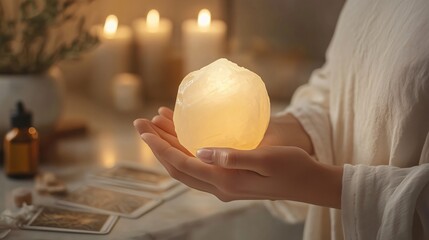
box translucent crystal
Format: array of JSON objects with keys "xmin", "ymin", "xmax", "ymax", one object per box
[{"xmin": 173, "ymin": 58, "xmax": 270, "ymax": 155}]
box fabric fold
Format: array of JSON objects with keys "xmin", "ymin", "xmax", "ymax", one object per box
[{"xmin": 342, "ymin": 164, "xmax": 429, "ymax": 240}]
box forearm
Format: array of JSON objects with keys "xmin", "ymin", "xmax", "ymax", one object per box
[
  {"xmin": 287, "ymin": 158, "xmax": 343, "ymax": 209},
  {"xmin": 311, "ymin": 162, "xmax": 343, "ymax": 209},
  {"xmin": 262, "ymin": 113, "xmax": 314, "ymax": 155}
]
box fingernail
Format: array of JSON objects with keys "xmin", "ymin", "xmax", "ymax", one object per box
[
  {"xmin": 196, "ymin": 149, "xmax": 214, "ymax": 164},
  {"xmin": 140, "ymin": 133, "xmax": 149, "ymax": 141}
]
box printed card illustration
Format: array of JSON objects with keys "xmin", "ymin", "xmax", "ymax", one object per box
[
  {"xmin": 19, "ymin": 206, "xmax": 118, "ymax": 234},
  {"xmin": 91, "ymin": 164, "xmax": 178, "ymax": 191},
  {"xmin": 57, "ymin": 185, "xmax": 161, "ymax": 218}
]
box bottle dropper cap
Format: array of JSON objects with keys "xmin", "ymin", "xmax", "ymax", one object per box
[{"xmin": 11, "ymin": 101, "xmax": 33, "ymax": 128}]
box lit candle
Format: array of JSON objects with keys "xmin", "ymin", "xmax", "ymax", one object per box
[
  {"xmin": 133, "ymin": 10, "xmax": 172, "ymax": 100},
  {"xmin": 91, "ymin": 15, "xmax": 132, "ymax": 105},
  {"xmin": 182, "ymin": 9, "xmax": 227, "ymax": 73},
  {"xmin": 112, "ymin": 73, "xmax": 141, "ymax": 112},
  {"xmin": 103, "ymin": 14, "xmax": 119, "ymax": 37}
]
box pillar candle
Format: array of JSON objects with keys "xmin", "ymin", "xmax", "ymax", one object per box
[
  {"xmin": 182, "ymin": 9, "xmax": 227, "ymax": 74},
  {"xmin": 133, "ymin": 10, "xmax": 172, "ymax": 100},
  {"xmin": 112, "ymin": 73, "xmax": 141, "ymax": 112},
  {"xmin": 91, "ymin": 15, "xmax": 132, "ymax": 104}
]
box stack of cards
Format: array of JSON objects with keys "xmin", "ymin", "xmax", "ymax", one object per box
[
  {"xmin": 19, "ymin": 164, "xmax": 187, "ymax": 234},
  {"xmin": 90, "ymin": 164, "xmax": 188, "ymax": 200},
  {"xmin": 57, "ymin": 164, "xmax": 187, "ymax": 219}
]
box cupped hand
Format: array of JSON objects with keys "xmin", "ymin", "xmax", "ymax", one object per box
[{"xmin": 134, "ymin": 108, "xmax": 342, "ymax": 208}]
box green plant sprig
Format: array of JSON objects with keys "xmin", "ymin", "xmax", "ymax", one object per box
[{"xmin": 0, "ymin": 0, "xmax": 99, "ymax": 74}]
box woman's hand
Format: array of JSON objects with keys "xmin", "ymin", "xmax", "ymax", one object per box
[{"xmin": 134, "ymin": 108, "xmax": 342, "ymax": 208}]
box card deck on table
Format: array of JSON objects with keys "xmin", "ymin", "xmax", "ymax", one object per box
[
  {"xmin": 91, "ymin": 164, "xmax": 178, "ymax": 191},
  {"xmin": 18, "ymin": 206, "xmax": 118, "ymax": 234},
  {"xmin": 57, "ymin": 184, "xmax": 162, "ymax": 218},
  {"xmin": 95, "ymin": 181, "xmax": 189, "ymax": 200}
]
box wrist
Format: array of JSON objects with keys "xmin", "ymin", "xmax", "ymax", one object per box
[
  {"xmin": 314, "ymin": 162, "xmax": 343, "ymax": 209},
  {"xmin": 297, "ymin": 160, "xmax": 343, "ymax": 209}
]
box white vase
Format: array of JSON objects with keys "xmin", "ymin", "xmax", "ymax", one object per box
[{"xmin": 0, "ymin": 67, "xmax": 64, "ymax": 137}]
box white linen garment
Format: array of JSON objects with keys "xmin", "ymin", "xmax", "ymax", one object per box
[{"xmin": 266, "ymin": 0, "xmax": 429, "ymax": 239}]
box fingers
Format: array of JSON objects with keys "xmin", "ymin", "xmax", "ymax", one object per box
[
  {"xmin": 158, "ymin": 107, "xmax": 174, "ymax": 120},
  {"xmin": 152, "ymin": 115, "xmax": 177, "ymax": 137},
  {"xmin": 134, "ymin": 118, "xmax": 192, "ymax": 156},
  {"xmin": 158, "ymin": 161, "xmax": 238, "ymax": 202},
  {"xmin": 133, "ymin": 119, "xmax": 160, "ymax": 137},
  {"xmin": 141, "ymin": 133, "xmax": 219, "ymax": 183},
  {"xmin": 150, "ymin": 144, "xmax": 225, "ymax": 199},
  {"xmin": 150, "ymin": 123, "xmax": 193, "ymax": 156},
  {"xmin": 196, "ymin": 148, "xmax": 270, "ymax": 176},
  {"xmin": 135, "ymin": 106, "xmax": 175, "ymax": 136}
]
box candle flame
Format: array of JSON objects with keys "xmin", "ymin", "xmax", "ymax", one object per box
[
  {"xmin": 146, "ymin": 9, "xmax": 160, "ymax": 29},
  {"xmin": 104, "ymin": 14, "xmax": 118, "ymax": 36},
  {"xmin": 197, "ymin": 9, "xmax": 211, "ymax": 28}
]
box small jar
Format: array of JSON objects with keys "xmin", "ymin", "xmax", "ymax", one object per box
[{"xmin": 4, "ymin": 101, "xmax": 39, "ymax": 178}]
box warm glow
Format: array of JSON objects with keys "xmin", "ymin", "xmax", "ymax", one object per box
[
  {"xmin": 197, "ymin": 9, "xmax": 211, "ymax": 28},
  {"xmin": 99, "ymin": 136, "xmax": 116, "ymax": 168},
  {"xmin": 173, "ymin": 59, "xmax": 270, "ymax": 155},
  {"xmin": 101, "ymin": 148, "xmax": 116, "ymax": 168},
  {"xmin": 146, "ymin": 9, "xmax": 160, "ymax": 29},
  {"xmin": 104, "ymin": 14, "xmax": 118, "ymax": 36},
  {"xmin": 28, "ymin": 127, "xmax": 37, "ymax": 135}
]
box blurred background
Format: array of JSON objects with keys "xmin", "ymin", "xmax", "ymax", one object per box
[
  {"xmin": 0, "ymin": 0, "xmax": 345, "ymax": 141},
  {"xmin": 60, "ymin": 0, "xmax": 344, "ymax": 102}
]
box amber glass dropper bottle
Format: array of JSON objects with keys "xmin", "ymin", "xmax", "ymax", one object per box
[{"xmin": 4, "ymin": 101, "xmax": 39, "ymax": 178}]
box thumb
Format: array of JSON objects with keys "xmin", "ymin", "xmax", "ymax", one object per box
[{"xmin": 196, "ymin": 148, "xmax": 268, "ymax": 174}]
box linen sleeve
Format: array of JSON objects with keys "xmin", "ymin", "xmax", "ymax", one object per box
[
  {"xmin": 342, "ymin": 162, "xmax": 429, "ymax": 240},
  {"xmin": 276, "ymin": 59, "xmax": 334, "ymax": 165}
]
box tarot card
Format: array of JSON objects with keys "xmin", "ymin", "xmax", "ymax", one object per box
[
  {"xmin": 94, "ymin": 181, "xmax": 189, "ymax": 200},
  {"xmin": 57, "ymin": 184, "xmax": 161, "ymax": 218},
  {"xmin": 91, "ymin": 164, "xmax": 177, "ymax": 191},
  {"xmin": 18, "ymin": 206, "xmax": 117, "ymax": 234}
]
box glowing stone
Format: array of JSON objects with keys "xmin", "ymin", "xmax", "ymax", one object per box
[{"xmin": 173, "ymin": 58, "xmax": 270, "ymax": 155}]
